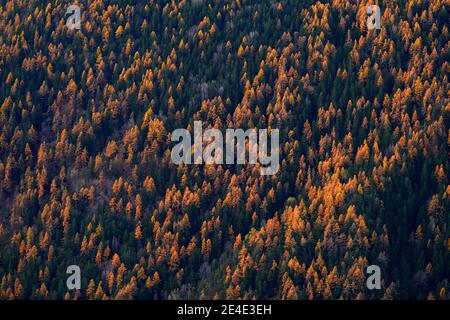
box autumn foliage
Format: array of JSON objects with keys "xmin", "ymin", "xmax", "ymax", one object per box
[{"xmin": 0, "ymin": 0, "xmax": 448, "ymax": 300}]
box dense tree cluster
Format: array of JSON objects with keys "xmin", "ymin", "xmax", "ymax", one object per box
[{"xmin": 0, "ymin": 0, "xmax": 448, "ymax": 299}]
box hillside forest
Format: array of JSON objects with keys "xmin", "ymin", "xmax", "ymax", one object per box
[{"xmin": 0, "ymin": 0, "xmax": 449, "ymax": 299}]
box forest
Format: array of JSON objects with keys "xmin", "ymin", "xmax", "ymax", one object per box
[{"xmin": 0, "ymin": 0, "xmax": 448, "ymax": 299}]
